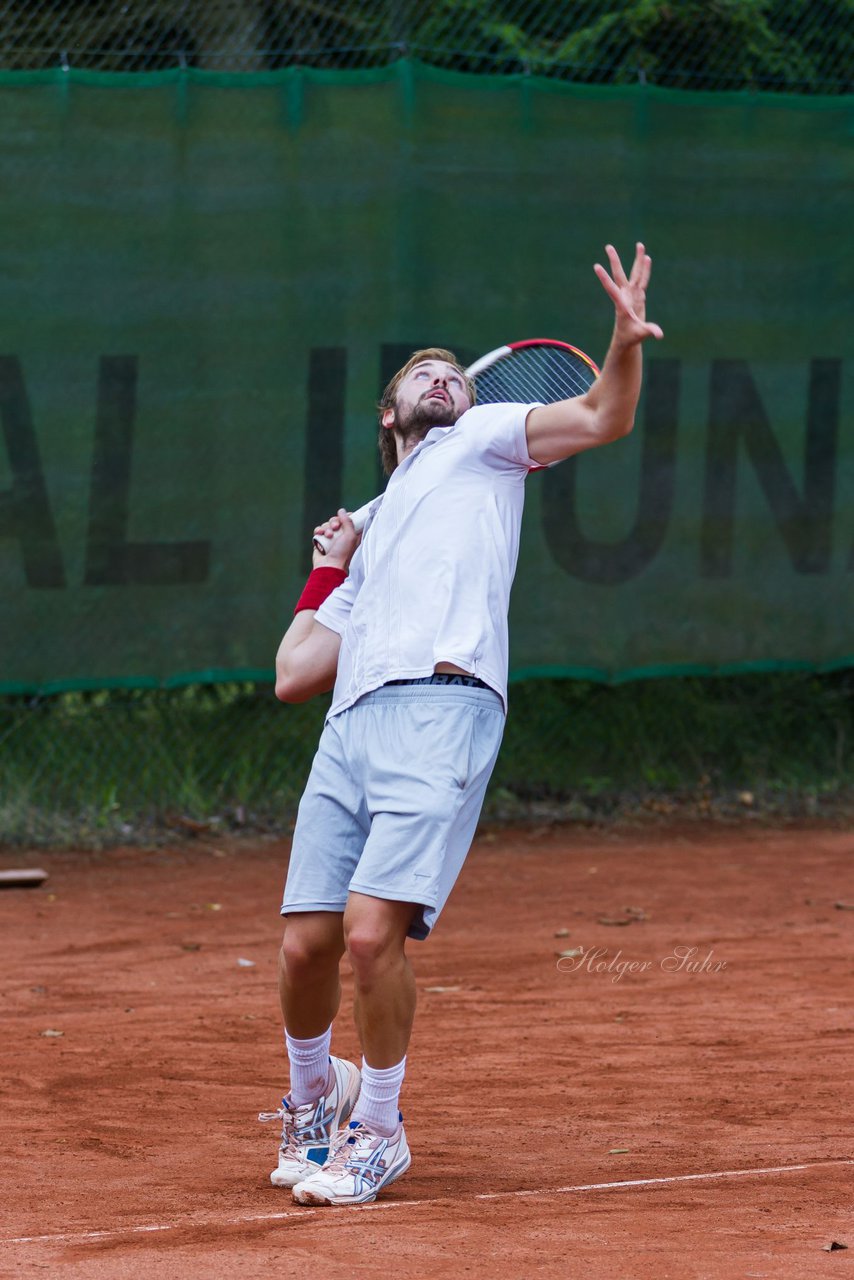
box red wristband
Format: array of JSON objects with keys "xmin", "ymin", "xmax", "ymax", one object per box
[{"xmin": 294, "ymin": 566, "xmax": 347, "ymax": 616}]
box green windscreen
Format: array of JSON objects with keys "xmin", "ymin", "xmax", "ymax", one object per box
[{"xmin": 1, "ymin": 62, "xmax": 851, "ymax": 692}]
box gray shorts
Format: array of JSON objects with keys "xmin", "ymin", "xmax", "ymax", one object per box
[{"xmin": 282, "ymin": 682, "xmax": 505, "ymax": 940}]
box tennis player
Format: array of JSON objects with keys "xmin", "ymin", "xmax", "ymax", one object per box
[{"xmin": 262, "ymin": 243, "xmax": 662, "ymax": 1206}]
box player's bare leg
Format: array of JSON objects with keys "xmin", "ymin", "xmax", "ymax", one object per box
[
  {"xmin": 278, "ymin": 910, "xmax": 345, "ymax": 1037},
  {"xmin": 292, "ymin": 892, "xmax": 415, "ymax": 1204},
  {"xmin": 344, "ymin": 892, "xmax": 417, "ymax": 1068},
  {"xmin": 261, "ymin": 912, "xmax": 359, "ymax": 1189}
]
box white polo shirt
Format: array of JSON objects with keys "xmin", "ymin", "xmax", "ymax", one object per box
[{"xmin": 314, "ymin": 401, "xmax": 541, "ymax": 717}]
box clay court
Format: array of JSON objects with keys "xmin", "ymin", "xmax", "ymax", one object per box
[{"xmin": 1, "ymin": 822, "xmax": 851, "ymax": 1279}]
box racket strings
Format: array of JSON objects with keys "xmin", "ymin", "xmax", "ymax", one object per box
[{"xmin": 474, "ymin": 346, "xmax": 596, "ymax": 405}]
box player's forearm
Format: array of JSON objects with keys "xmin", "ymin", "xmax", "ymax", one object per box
[
  {"xmin": 275, "ymin": 614, "xmax": 339, "ymax": 703},
  {"xmin": 275, "ymin": 612, "xmax": 315, "ymax": 701},
  {"xmin": 582, "ymin": 327, "xmax": 644, "ymax": 442},
  {"xmin": 275, "ymin": 563, "xmax": 346, "ymax": 702},
  {"xmin": 276, "ymin": 610, "xmax": 316, "ymax": 678}
]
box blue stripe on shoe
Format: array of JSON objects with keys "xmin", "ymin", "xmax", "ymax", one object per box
[{"xmin": 306, "ymin": 1146, "xmax": 329, "ymax": 1165}]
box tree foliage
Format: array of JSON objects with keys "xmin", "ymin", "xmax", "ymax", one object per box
[
  {"xmin": 0, "ymin": 0, "xmax": 850, "ymax": 91},
  {"xmin": 413, "ymin": 0, "xmax": 853, "ymax": 90}
]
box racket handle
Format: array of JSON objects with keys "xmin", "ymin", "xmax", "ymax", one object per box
[{"xmin": 312, "ymin": 499, "xmax": 376, "ymax": 555}]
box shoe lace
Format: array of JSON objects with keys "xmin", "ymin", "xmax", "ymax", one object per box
[
  {"xmin": 258, "ymin": 1101, "xmax": 299, "ymax": 1155},
  {"xmin": 323, "ymin": 1123, "xmax": 369, "ymax": 1174},
  {"xmin": 258, "ymin": 1104, "xmax": 286, "ymax": 1124}
]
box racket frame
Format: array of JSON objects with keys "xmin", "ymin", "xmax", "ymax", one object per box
[{"xmin": 467, "ymin": 338, "xmax": 600, "ymax": 383}]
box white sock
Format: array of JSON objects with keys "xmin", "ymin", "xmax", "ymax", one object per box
[
  {"xmin": 285, "ymin": 1026, "xmax": 332, "ymax": 1106},
  {"xmin": 351, "ymin": 1056, "xmax": 406, "ymax": 1137}
]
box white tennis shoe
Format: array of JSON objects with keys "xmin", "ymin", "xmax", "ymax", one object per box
[
  {"xmin": 292, "ymin": 1117, "xmax": 411, "ymax": 1205},
  {"xmin": 259, "ymin": 1056, "xmax": 361, "ymax": 1188}
]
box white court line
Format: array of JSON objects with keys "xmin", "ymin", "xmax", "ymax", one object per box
[{"xmin": 4, "ymin": 1159, "xmax": 851, "ymax": 1247}]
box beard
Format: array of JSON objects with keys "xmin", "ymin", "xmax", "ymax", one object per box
[{"xmin": 393, "ymin": 392, "xmax": 464, "ymax": 446}]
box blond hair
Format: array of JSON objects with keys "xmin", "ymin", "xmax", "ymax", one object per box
[{"xmin": 377, "ymin": 347, "xmax": 475, "ymax": 477}]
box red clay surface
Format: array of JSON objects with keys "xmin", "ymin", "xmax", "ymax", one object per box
[{"xmin": 1, "ymin": 824, "xmax": 852, "ymax": 1279}]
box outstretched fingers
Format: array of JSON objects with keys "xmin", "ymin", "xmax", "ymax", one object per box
[
  {"xmin": 605, "ymin": 243, "xmax": 630, "ymax": 286},
  {"xmin": 593, "ymin": 243, "xmax": 642, "ymax": 303},
  {"xmin": 593, "ymin": 241, "xmax": 662, "ymax": 341},
  {"xmin": 629, "ymin": 242, "xmax": 652, "ymax": 290},
  {"xmin": 593, "ymin": 259, "xmax": 621, "ymax": 304}
]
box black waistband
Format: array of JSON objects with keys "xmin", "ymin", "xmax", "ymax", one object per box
[{"xmin": 384, "ymin": 674, "xmax": 491, "ymax": 690}]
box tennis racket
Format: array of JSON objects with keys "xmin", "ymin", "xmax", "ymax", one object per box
[{"xmin": 313, "ymin": 338, "xmax": 599, "ymax": 555}]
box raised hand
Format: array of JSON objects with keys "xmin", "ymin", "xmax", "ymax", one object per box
[{"xmin": 594, "ymin": 242, "xmax": 663, "ymax": 345}]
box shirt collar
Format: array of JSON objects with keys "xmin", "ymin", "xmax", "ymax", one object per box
[{"xmin": 398, "ymin": 425, "xmax": 453, "ymax": 468}]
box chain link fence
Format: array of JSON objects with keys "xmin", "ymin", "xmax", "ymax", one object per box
[
  {"xmin": 2, "ymin": 673, "xmax": 853, "ymax": 846},
  {"xmin": 0, "ymin": 0, "xmax": 851, "ymax": 90}
]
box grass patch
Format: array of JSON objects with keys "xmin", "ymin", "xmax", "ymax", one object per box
[{"xmin": 1, "ymin": 672, "xmax": 852, "ymax": 847}]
